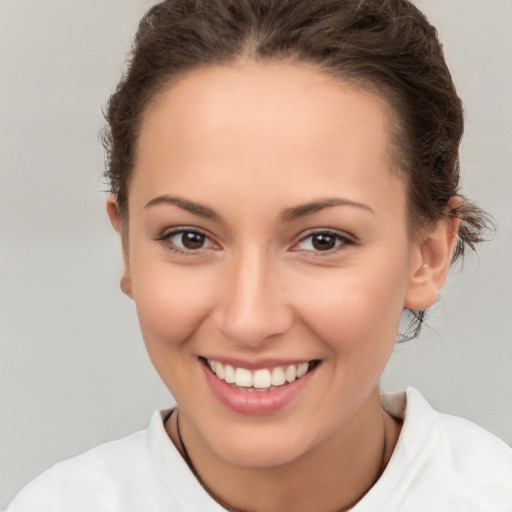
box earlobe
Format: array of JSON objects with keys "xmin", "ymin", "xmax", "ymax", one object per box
[
  {"xmin": 120, "ymin": 271, "xmax": 134, "ymax": 299},
  {"xmin": 106, "ymin": 195, "xmax": 134, "ymax": 300},
  {"xmin": 404, "ymin": 213, "xmax": 461, "ymax": 310}
]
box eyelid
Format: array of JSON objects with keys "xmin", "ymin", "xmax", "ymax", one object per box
[
  {"xmin": 154, "ymin": 226, "xmax": 354, "ymax": 256},
  {"xmin": 291, "ymin": 228, "xmax": 355, "ymax": 254},
  {"xmin": 155, "ymin": 226, "xmax": 219, "ymax": 254}
]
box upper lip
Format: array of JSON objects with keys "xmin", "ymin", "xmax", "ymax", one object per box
[{"xmin": 200, "ymin": 355, "xmax": 317, "ymax": 370}]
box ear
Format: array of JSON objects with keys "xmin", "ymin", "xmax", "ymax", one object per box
[
  {"xmin": 404, "ymin": 210, "xmax": 461, "ymax": 310},
  {"xmin": 106, "ymin": 195, "xmax": 134, "ymax": 299}
]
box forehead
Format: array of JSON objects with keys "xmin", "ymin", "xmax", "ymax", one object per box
[{"xmin": 132, "ymin": 61, "xmax": 405, "ymax": 220}]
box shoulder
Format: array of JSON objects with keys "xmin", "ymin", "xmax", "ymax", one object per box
[
  {"xmin": 404, "ymin": 387, "xmax": 512, "ymax": 473},
  {"xmin": 367, "ymin": 388, "xmax": 512, "ymax": 511},
  {"xmin": 6, "ymin": 410, "xmax": 180, "ymax": 512}
]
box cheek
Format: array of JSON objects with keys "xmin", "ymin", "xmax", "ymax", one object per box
[
  {"xmin": 131, "ymin": 262, "xmax": 215, "ymax": 354},
  {"xmin": 293, "ymin": 259, "xmax": 409, "ymax": 354}
]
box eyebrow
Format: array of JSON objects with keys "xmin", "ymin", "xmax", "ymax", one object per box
[
  {"xmin": 281, "ymin": 198, "xmax": 374, "ymax": 222},
  {"xmin": 144, "ymin": 194, "xmax": 374, "ymax": 223},
  {"xmin": 145, "ymin": 195, "xmax": 223, "ymax": 221}
]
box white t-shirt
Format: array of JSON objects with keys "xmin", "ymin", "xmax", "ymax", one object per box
[{"xmin": 7, "ymin": 388, "xmax": 512, "ymax": 511}]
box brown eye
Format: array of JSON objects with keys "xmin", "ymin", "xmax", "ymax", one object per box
[
  {"xmin": 311, "ymin": 233, "xmax": 337, "ymax": 251},
  {"xmin": 181, "ymin": 231, "xmax": 205, "ymax": 249},
  {"xmin": 162, "ymin": 229, "xmax": 215, "ymax": 253},
  {"xmin": 294, "ymin": 231, "xmax": 352, "ymax": 253}
]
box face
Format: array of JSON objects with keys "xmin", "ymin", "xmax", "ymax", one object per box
[{"xmin": 111, "ymin": 61, "xmax": 442, "ymax": 468}]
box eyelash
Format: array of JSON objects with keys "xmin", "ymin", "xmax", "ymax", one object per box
[
  {"xmin": 291, "ymin": 229, "xmax": 355, "ymax": 256},
  {"xmin": 155, "ymin": 228, "xmax": 355, "ymax": 256},
  {"xmin": 155, "ymin": 227, "xmax": 216, "ymax": 256}
]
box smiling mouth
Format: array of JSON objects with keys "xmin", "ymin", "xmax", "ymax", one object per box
[{"xmin": 200, "ymin": 357, "xmax": 321, "ymax": 392}]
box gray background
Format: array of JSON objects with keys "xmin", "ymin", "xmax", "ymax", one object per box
[{"xmin": 1, "ymin": 0, "xmax": 511, "ymax": 507}]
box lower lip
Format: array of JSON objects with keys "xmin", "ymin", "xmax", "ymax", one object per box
[{"xmin": 202, "ymin": 363, "xmax": 317, "ymax": 416}]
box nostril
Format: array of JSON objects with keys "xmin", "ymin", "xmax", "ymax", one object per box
[{"xmin": 212, "ymin": 302, "xmax": 294, "ymax": 348}]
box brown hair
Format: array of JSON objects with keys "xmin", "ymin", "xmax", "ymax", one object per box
[{"xmin": 103, "ymin": 0, "xmax": 493, "ymax": 338}]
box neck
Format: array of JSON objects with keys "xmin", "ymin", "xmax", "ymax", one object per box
[{"xmin": 167, "ymin": 387, "xmax": 401, "ymax": 512}]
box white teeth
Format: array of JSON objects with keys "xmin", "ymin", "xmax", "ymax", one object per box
[
  {"xmin": 297, "ymin": 362, "xmax": 308, "ymax": 378},
  {"xmin": 224, "ymin": 364, "xmax": 235, "ymax": 384},
  {"xmin": 206, "ymin": 358, "xmax": 313, "ymax": 390},
  {"xmin": 214, "ymin": 361, "xmax": 224, "ymax": 380},
  {"xmin": 284, "ymin": 365, "xmax": 297, "ymax": 383},
  {"xmin": 271, "ymin": 367, "xmax": 286, "ymax": 386},
  {"xmin": 253, "ymin": 369, "xmax": 272, "ymax": 389},
  {"xmin": 235, "ymin": 367, "xmax": 253, "ymax": 387}
]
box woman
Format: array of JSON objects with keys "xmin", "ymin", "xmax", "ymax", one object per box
[{"xmin": 7, "ymin": 0, "xmax": 512, "ymax": 510}]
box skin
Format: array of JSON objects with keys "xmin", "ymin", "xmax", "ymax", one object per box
[{"xmin": 107, "ymin": 61, "xmax": 459, "ymax": 512}]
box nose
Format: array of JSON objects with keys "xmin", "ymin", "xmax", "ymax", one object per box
[{"xmin": 212, "ymin": 247, "xmax": 293, "ymax": 349}]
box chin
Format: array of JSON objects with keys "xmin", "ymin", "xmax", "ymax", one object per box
[{"xmin": 204, "ymin": 421, "xmax": 322, "ymax": 469}]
